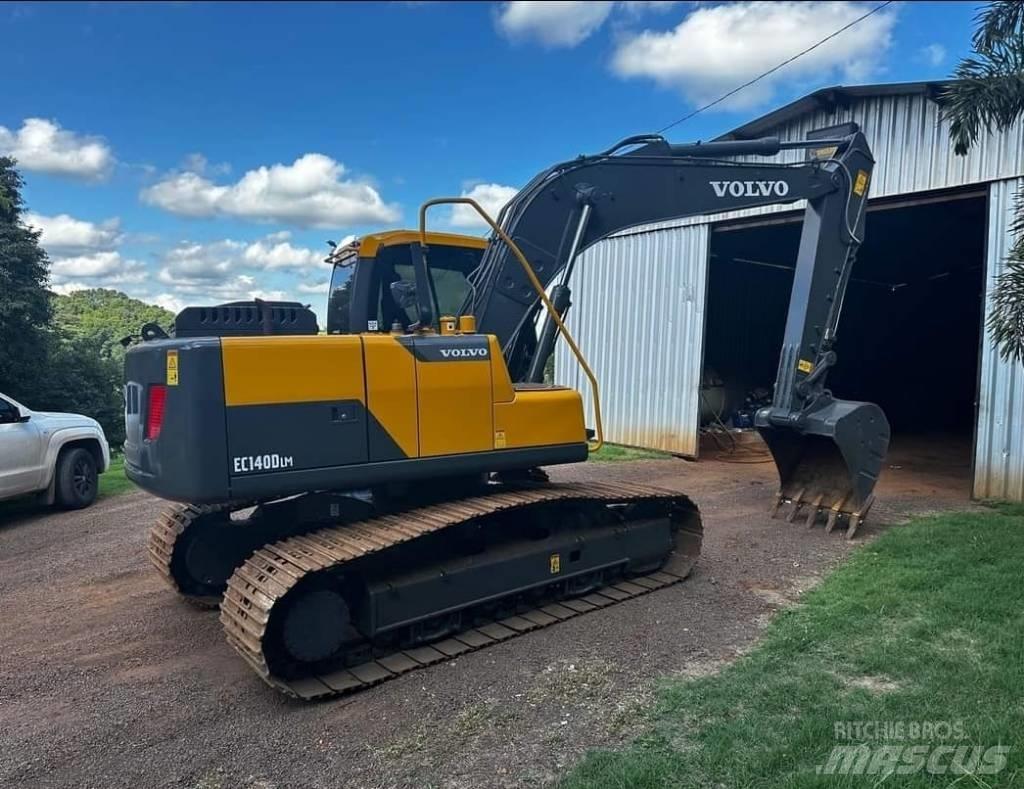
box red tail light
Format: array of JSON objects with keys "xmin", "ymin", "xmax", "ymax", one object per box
[{"xmin": 146, "ymin": 385, "xmax": 167, "ymax": 440}]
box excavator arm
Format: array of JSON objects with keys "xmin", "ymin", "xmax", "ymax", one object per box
[{"xmin": 421, "ymin": 123, "xmax": 888, "ymax": 531}]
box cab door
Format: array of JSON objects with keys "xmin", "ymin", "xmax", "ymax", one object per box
[{"xmin": 404, "ymin": 335, "xmax": 493, "ymax": 457}]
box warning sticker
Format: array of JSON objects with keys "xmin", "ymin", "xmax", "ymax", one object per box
[
  {"xmin": 549, "ymin": 554, "xmax": 561, "ymax": 574},
  {"xmin": 495, "ymin": 430, "xmax": 507, "ymax": 449},
  {"xmin": 797, "ymin": 359, "xmax": 814, "ymax": 374},
  {"xmin": 853, "ymin": 170, "xmax": 869, "ymax": 196},
  {"xmin": 167, "ymin": 350, "xmax": 179, "ymax": 386}
]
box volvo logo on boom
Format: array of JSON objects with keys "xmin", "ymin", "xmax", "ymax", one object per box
[
  {"xmin": 710, "ymin": 180, "xmax": 790, "ymax": 198},
  {"xmin": 439, "ymin": 347, "xmax": 488, "ymax": 359}
]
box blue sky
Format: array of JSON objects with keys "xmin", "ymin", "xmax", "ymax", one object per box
[{"xmin": 3, "ymin": 1, "xmax": 976, "ymax": 322}]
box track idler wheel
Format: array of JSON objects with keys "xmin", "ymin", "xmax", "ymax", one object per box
[
  {"xmin": 166, "ymin": 507, "xmax": 261, "ymax": 603},
  {"xmin": 265, "ymin": 580, "xmax": 366, "ymax": 678}
]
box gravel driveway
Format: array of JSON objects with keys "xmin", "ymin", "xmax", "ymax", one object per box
[{"xmin": 0, "ymin": 451, "xmax": 971, "ymax": 788}]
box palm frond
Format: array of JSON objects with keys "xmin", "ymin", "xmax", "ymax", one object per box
[
  {"xmin": 972, "ymin": 1, "xmax": 1024, "ymax": 52},
  {"xmin": 986, "ymin": 185, "xmax": 1024, "ymax": 363},
  {"xmin": 987, "ymin": 258, "xmax": 1024, "ymax": 363},
  {"xmin": 942, "ymin": 45, "xmax": 1024, "ymax": 155}
]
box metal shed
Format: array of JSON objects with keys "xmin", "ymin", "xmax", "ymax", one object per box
[{"xmin": 555, "ymin": 81, "xmax": 1024, "ymax": 502}]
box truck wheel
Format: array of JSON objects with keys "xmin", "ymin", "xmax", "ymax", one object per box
[{"xmin": 55, "ymin": 448, "xmax": 98, "ymax": 509}]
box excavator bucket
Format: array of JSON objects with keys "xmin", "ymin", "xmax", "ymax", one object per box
[{"xmin": 758, "ymin": 399, "xmax": 890, "ymax": 539}]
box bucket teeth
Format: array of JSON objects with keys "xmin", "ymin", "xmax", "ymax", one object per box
[
  {"xmin": 783, "ymin": 489, "xmax": 806, "ymax": 523},
  {"xmin": 805, "ymin": 495, "xmax": 824, "ymax": 528},
  {"xmin": 825, "ymin": 494, "xmax": 849, "ymax": 534},
  {"xmin": 845, "ymin": 495, "xmax": 875, "ymax": 541},
  {"xmin": 770, "ymin": 490, "xmax": 871, "ymax": 540}
]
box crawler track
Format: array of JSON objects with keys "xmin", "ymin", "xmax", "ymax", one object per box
[
  {"xmin": 220, "ymin": 481, "xmax": 702, "ymax": 700},
  {"xmin": 148, "ymin": 502, "xmax": 246, "ymax": 609}
]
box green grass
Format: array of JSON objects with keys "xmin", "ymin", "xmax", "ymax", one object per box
[
  {"xmin": 99, "ymin": 453, "xmax": 136, "ymax": 498},
  {"xmin": 589, "ymin": 443, "xmax": 672, "ymax": 462},
  {"xmin": 561, "ymin": 505, "xmax": 1024, "ymax": 788}
]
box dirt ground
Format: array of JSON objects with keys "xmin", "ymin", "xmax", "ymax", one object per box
[{"xmin": 0, "ymin": 441, "xmax": 975, "ymax": 789}]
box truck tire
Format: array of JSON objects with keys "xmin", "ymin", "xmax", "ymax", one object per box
[{"xmin": 55, "ymin": 447, "xmax": 99, "ymax": 509}]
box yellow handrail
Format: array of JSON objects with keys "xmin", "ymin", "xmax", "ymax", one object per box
[{"xmin": 418, "ymin": 197, "xmax": 604, "ymax": 452}]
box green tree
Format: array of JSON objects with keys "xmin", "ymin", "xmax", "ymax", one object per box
[
  {"xmin": 943, "ymin": 1, "xmax": 1024, "ymax": 362},
  {"xmin": 0, "ymin": 161, "xmax": 170, "ymax": 447},
  {"xmin": 52, "ymin": 288, "xmax": 174, "ymax": 358},
  {"xmin": 33, "ymin": 331, "xmax": 125, "ymax": 447},
  {"xmin": 0, "ymin": 157, "xmax": 52, "ymax": 395},
  {"xmin": 43, "ymin": 290, "xmax": 176, "ymax": 446}
]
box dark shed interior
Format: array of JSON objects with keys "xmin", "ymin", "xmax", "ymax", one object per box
[{"xmin": 703, "ymin": 189, "xmax": 987, "ymax": 482}]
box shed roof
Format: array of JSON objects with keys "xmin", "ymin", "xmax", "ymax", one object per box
[{"xmin": 714, "ymin": 80, "xmax": 954, "ymax": 141}]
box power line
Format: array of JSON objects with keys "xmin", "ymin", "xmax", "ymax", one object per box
[{"xmin": 656, "ymin": 0, "xmax": 894, "ymax": 135}]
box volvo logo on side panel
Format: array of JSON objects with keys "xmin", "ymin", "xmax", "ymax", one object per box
[
  {"xmin": 710, "ymin": 180, "xmax": 790, "ymax": 198},
  {"xmin": 397, "ymin": 335, "xmax": 491, "ymax": 362},
  {"xmin": 439, "ymin": 347, "xmax": 489, "ymax": 359}
]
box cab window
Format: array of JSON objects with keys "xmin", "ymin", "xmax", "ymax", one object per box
[
  {"xmin": 326, "ymin": 262, "xmax": 354, "ymax": 334},
  {"xmin": 378, "ymin": 243, "xmax": 483, "ymax": 332}
]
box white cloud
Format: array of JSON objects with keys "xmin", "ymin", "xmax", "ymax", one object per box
[
  {"xmin": 142, "ymin": 153, "xmax": 400, "ymax": 228},
  {"xmin": 919, "ymin": 43, "xmax": 946, "ymax": 67},
  {"xmin": 496, "ymin": 1, "xmax": 677, "ymax": 47},
  {"xmin": 620, "ymin": 1, "xmax": 679, "ymax": 12},
  {"xmin": 497, "ymin": 1, "xmax": 614, "ymax": 47},
  {"xmin": 159, "ymin": 240, "xmax": 244, "ymax": 282},
  {"xmin": 50, "ymin": 251, "xmax": 125, "ymax": 278},
  {"xmin": 50, "ymin": 281, "xmax": 91, "ymax": 296},
  {"xmin": 25, "ymin": 212, "xmax": 122, "ymax": 254},
  {"xmin": 450, "ymin": 183, "xmax": 519, "ymax": 229},
  {"xmin": 157, "ymin": 234, "xmax": 326, "ymax": 287},
  {"xmin": 611, "ymin": 1, "xmax": 897, "ymax": 110},
  {"xmin": 49, "ymin": 251, "xmax": 146, "ymax": 283},
  {"xmin": 152, "ymin": 293, "xmax": 188, "ymax": 314},
  {"xmin": 181, "ymin": 152, "xmax": 231, "ymax": 176},
  {"xmin": 31, "ymin": 210, "xmax": 147, "ymax": 292},
  {"xmin": 148, "ymin": 233, "xmax": 332, "ymax": 319},
  {"xmin": 242, "ymin": 238, "xmax": 324, "ymax": 270},
  {"xmin": 0, "ymin": 118, "xmax": 114, "ymax": 180},
  {"xmin": 154, "ymin": 270, "xmax": 295, "ymax": 307}
]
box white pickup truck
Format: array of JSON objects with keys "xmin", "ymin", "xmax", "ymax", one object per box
[{"xmin": 0, "ymin": 392, "xmax": 110, "ymax": 509}]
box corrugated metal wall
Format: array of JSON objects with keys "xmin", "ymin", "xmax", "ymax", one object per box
[
  {"xmin": 974, "ymin": 177, "xmax": 1024, "ymax": 500},
  {"xmin": 554, "ymin": 225, "xmax": 709, "ymax": 455}
]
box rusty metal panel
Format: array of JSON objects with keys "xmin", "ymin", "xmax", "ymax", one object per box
[
  {"xmin": 974, "ymin": 178, "xmax": 1024, "ymax": 501},
  {"xmin": 554, "ymin": 224, "xmax": 709, "ymax": 455}
]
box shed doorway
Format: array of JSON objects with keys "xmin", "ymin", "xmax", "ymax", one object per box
[{"xmin": 701, "ymin": 188, "xmax": 988, "ymax": 498}]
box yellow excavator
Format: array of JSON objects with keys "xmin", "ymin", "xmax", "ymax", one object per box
[{"xmin": 124, "ymin": 124, "xmax": 889, "ymax": 698}]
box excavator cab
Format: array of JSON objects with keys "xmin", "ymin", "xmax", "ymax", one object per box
[{"xmin": 326, "ymin": 231, "xmax": 486, "ymax": 335}]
